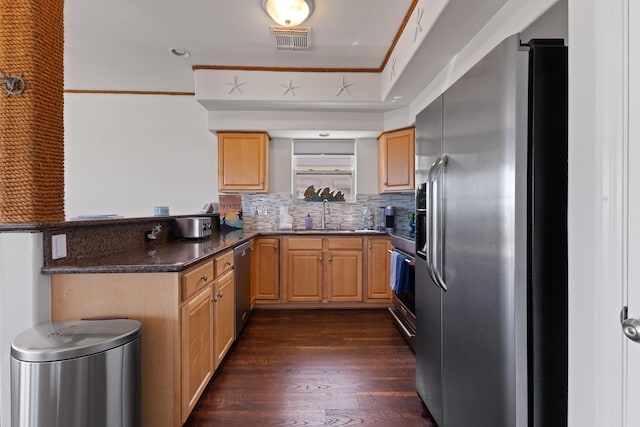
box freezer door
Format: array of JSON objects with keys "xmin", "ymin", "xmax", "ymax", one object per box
[
  {"xmin": 415, "ymin": 94, "xmax": 445, "ymax": 424},
  {"xmin": 440, "ymin": 35, "xmax": 529, "ymax": 427}
]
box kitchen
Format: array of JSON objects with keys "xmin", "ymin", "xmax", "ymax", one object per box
[{"xmin": 0, "ymin": 0, "xmax": 637, "ymax": 426}]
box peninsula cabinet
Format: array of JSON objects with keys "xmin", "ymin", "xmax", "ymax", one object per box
[
  {"xmin": 217, "ymin": 132, "xmax": 269, "ymax": 193},
  {"xmin": 50, "ymin": 249, "xmax": 237, "ymax": 427},
  {"xmin": 213, "ymin": 268, "xmax": 235, "ymax": 368},
  {"xmin": 378, "ymin": 127, "xmax": 415, "ymax": 193},
  {"xmin": 181, "ymin": 269, "xmax": 214, "ymax": 422},
  {"xmin": 252, "ymin": 237, "xmax": 280, "ymax": 301}
]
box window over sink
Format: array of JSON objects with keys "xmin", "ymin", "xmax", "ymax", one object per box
[{"xmin": 292, "ymin": 139, "xmax": 356, "ymax": 201}]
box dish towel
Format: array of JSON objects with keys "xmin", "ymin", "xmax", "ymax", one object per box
[
  {"xmin": 389, "ymin": 251, "xmax": 399, "ymax": 291},
  {"xmin": 395, "ymin": 253, "xmax": 408, "ymax": 293},
  {"xmin": 397, "ymin": 254, "xmax": 411, "ymax": 294}
]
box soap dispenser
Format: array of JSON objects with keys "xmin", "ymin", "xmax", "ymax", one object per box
[{"xmin": 305, "ymin": 213, "xmax": 312, "ymax": 230}]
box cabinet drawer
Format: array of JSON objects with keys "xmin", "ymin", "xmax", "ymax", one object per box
[
  {"xmin": 327, "ymin": 237, "xmax": 363, "ymax": 250},
  {"xmin": 182, "ymin": 261, "xmax": 214, "ymax": 301},
  {"xmin": 287, "ymin": 237, "xmax": 323, "ymax": 250},
  {"xmin": 215, "ymin": 250, "xmax": 234, "ymax": 276}
]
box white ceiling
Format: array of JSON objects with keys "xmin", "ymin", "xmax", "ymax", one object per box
[
  {"xmin": 64, "ymin": 0, "xmax": 413, "ymax": 93},
  {"xmin": 63, "ymin": 0, "xmax": 524, "ymax": 138},
  {"xmin": 63, "ymin": 0, "xmax": 513, "ymax": 98}
]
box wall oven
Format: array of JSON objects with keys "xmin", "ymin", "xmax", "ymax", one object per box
[{"xmin": 388, "ymin": 235, "xmax": 416, "ymax": 351}]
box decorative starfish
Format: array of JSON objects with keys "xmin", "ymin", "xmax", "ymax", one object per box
[
  {"xmin": 281, "ymin": 79, "xmax": 299, "ymax": 96},
  {"xmin": 414, "ymin": 7, "xmax": 425, "ymax": 42},
  {"xmin": 335, "ymin": 76, "xmax": 354, "ymax": 97},
  {"xmin": 225, "ymin": 76, "xmax": 245, "ymax": 94},
  {"xmin": 390, "ymin": 57, "xmax": 397, "ymax": 82}
]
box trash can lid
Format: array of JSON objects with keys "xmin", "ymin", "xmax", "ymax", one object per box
[{"xmin": 11, "ymin": 318, "xmax": 142, "ymax": 362}]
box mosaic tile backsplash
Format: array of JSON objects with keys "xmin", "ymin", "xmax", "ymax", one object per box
[{"xmin": 241, "ymin": 193, "xmax": 415, "ymax": 238}]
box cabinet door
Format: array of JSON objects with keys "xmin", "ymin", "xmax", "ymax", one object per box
[
  {"xmin": 252, "ymin": 237, "xmax": 280, "ymax": 300},
  {"xmin": 367, "ymin": 238, "xmax": 392, "ymax": 300},
  {"xmin": 287, "ymin": 250, "xmax": 323, "ymax": 302},
  {"xmin": 327, "ymin": 250, "xmax": 363, "ymax": 301},
  {"xmin": 218, "ymin": 132, "xmax": 269, "ymax": 193},
  {"xmin": 214, "ymin": 269, "xmax": 235, "ymax": 367},
  {"xmin": 181, "ymin": 285, "xmax": 214, "ymax": 422},
  {"xmin": 378, "ymin": 128, "xmax": 415, "ymax": 193}
]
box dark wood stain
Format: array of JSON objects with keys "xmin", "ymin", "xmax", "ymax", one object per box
[{"xmin": 184, "ymin": 309, "xmax": 436, "ymax": 426}]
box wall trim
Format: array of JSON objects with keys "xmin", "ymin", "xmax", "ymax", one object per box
[{"xmin": 64, "ymin": 90, "xmax": 195, "ymax": 96}]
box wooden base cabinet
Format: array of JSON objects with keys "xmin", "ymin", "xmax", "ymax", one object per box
[
  {"xmin": 287, "ymin": 249, "xmax": 324, "ymax": 302},
  {"xmin": 282, "ymin": 236, "xmax": 363, "ymax": 303},
  {"xmin": 326, "ymin": 238, "xmax": 363, "ymax": 302},
  {"xmin": 181, "ymin": 285, "xmax": 214, "ymax": 422},
  {"xmin": 366, "ymin": 237, "xmax": 392, "ymax": 300},
  {"xmin": 214, "ymin": 268, "xmax": 235, "ymax": 367},
  {"xmin": 51, "ymin": 249, "xmax": 238, "ymax": 427},
  {"xmin": 252, "ymin": 237, "xmax": 280, "ymax": 301}
]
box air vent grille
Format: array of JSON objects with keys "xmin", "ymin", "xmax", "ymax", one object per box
[{"xmin": 270, "ymin": 26, "xmax": 311, "ymax": 50}]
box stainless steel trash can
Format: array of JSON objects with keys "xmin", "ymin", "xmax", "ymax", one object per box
[{"xmin": 10, "ymin": 318, "xmax": 142, "ymax": 427}]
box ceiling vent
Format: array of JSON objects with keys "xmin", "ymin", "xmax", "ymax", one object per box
[{"xmin": 270, "ymin": 26, "xmax": 311, "ymax": 50}]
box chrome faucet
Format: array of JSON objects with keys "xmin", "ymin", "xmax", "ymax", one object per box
[{"xmin": 321, "ymin": 199, "xmax": 330, "ymax": 229}]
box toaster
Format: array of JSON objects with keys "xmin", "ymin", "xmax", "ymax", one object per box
[{"xmin": 174, "ymin": 217, "xmax": 212, "ymax": 239}]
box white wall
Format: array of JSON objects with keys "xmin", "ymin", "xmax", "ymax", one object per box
[
  {"xmin": 356, "ymin": 138, "xmax": 379, "ymax": 195},
  {"xmin": 0, "ymin": 232, "xmax": 50, "ymax": 427},
  {"xmin": 269, "ymin": 138, "xmax": 293, "ymax": 194},
  {"xmin": 64, "ymin": 94, "xmax": 217, "ymax": 219}
]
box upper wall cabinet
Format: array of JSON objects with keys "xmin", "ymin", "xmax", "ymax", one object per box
[
  {"xmin": 218, "ymin": 132, "xmax": 269, "ymax": 193},
  {"xmin": 378, "ymin": 127, "xmax": 415, "ymax": 193}
]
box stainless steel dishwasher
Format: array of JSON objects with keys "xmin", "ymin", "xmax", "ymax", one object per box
[{"xmin": 234, "ymin": 240, "xmax": 252, "ymax": 338}]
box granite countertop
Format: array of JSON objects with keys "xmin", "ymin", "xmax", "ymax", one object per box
[
  {"xmin": 41, "ymin": 229, "xmax": 388, "ymax": 275},
  {"xmin": 42, "ymin": 230, "xmax": 256, "ymax": 274}
]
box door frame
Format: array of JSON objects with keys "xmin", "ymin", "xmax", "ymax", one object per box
[{"xmin": 568, "ymin": 0, "xmax": 626, "ymax": 426}]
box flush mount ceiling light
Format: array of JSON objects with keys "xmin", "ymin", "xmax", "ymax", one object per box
[{"xmin": 262, "ymin": 0, "xmax": 315, "ymax": 27}]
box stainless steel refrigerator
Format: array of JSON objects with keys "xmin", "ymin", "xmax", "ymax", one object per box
[{"xmin": 415, "ymin": 34, "xmax": 568, "ymax": 427}]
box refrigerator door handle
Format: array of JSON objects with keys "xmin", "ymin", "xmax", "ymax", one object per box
[
  {"xmin": 426, "ymin": 156, "xmax": 448, "ymax": 290},
  {"xmin": 431, "ymin": 155, "xmax": 448, "ymax": 291},
  {"xmin": 425, "ymin": 159, "xmax": 439, "ymax": 288}
]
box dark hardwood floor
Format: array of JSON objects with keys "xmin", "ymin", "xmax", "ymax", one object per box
[{"xmin": 184, "ymin": 308, "xmax": 436, "ymax": 426}]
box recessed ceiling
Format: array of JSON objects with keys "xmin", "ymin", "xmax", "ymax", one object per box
[
  {"xmin": 63, "ymin": 0, "xmax": 524, "ymax": 139},
  {"xmin": 64, "ymin": 0, "xmax": 413, "ymax": 92}
]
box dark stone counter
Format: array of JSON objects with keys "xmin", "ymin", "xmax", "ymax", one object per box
[
  {"xmin": 41, "ymin": 227, "xmax": 388, "ymax": 275},
  {"xmin": 42, "ymin": 229, "xmax": 255, "ymax": 274}
]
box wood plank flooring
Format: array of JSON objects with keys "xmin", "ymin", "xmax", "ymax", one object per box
[{"xmin": 184, "ymin": 309, "xmax": 436, "ymax": 426}]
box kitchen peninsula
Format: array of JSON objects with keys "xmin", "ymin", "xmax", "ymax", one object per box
[{"xmin": 42, "ymin": 215, "xmax": 391, "ymax": 427}]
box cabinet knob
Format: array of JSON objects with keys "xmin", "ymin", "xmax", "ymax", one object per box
[
  {"xmin": 319, "ymin": 257, "xmax": 323, "ymax": 262},
  {"xmin": 225, "ymin": 261, "xmax": 232, "ymax": 267},
  {"xmin": 274, "ymin": 245, "xmax": 278, "ymax": 249},
  {"xmin": 328, "ymin": 257, "xmax": 332, "ymax": 262},
  {"xmin": 201, "ymin": 274, "xmax": 208, "ymax": 282},
  {"xmin": 212, "ymin": 296, "xmax": 218, "ymax": 303},
  {"xmin": 368, "ymin": 244, "xmax": 372, "ymax": 250},
  {"xmin": 218, "ymin": 291, "xmax": 224, "ymax": 298}
]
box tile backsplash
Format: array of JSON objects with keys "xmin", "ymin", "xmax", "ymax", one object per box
[{"xmin": 241, "ymin": 193, "xmax": 415, "ymax": 237}]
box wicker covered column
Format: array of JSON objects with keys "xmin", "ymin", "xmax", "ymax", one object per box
[{"xmin": 0, "ymin": 0, "xmax": 64, "ymax": 223}]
